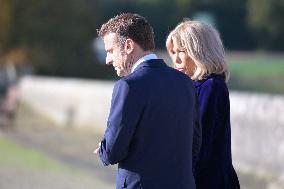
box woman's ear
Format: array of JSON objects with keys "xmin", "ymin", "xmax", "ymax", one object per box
[{"xmin": 124, "ymin": 38, "xmax": 135, "ymax": 54}]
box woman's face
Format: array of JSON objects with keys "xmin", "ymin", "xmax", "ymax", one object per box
[{"xmin": 168, "ymin": 39, "xmax": 196, "ymax": 77}]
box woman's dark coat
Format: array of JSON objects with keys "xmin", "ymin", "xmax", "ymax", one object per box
[{"xmin": 193, "ymin": 74, "xmax": 240, "ymax": 189}]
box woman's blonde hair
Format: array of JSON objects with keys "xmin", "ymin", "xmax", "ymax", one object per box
[{"xmin": 166, "ymin": 20, "xmax": 229, "ymax": 82}]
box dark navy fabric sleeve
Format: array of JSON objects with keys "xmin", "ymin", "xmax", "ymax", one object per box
[
  {"xmin": 99, "ymin": 80, "xmax": 142, "ymax": 166},
  {"xmin": 192, "ymin": 90, "xmax": 202, "ymax": 171},
  {"xmin": 197, "ymin": 80, "xmax": 217, "ymax": 162}
]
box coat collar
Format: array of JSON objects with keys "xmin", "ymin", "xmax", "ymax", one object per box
[{"xmin": 193, "ymin": 74, "xmax": 225, "ymax": 87}]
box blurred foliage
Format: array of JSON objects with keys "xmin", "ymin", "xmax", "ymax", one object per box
[
  {"xmin": 0, "ymin": 0, "xmax": 283, "ymax": 79},
  {"xmin": 0, "ymin": 47, "xmax": 29, "ymax": 65},
  {"xmin": 0, "ymin": 0, "xmax": 13, "ymax": 51},
  {"xmin": 247, "ymin": 0, "xmax": 284, "ymax": 50}
]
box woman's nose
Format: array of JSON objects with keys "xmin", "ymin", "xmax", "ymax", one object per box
[{"xmin": 174, "ymin": 55, "xmax": 182, "ymax": 64}]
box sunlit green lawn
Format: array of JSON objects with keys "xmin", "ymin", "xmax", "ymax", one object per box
[
  {"xmin": 227, "ymin": 52, "xmax": 284, "ymax": 94},
  {"xmin": 228, "ymin": 52, "xmax": 284, "ymax": 77}
]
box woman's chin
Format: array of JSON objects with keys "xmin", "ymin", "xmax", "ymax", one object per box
[{"xmin": 176, "ymin": 68, "xmax": 185, "ymax": 73}]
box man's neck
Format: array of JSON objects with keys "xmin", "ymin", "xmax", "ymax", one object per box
[
  {"xmin": 131, "ymin": 52, "xmax": 158, "ymax": 73},
  {"xmin": 133, "ymin": 50, "xmax": 153, "ymax": 63}
]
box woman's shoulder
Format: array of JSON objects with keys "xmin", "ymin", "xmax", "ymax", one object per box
[
  {"xmin": 194, "ymin": 74, "xmax": 226, "ymax": 88},
  {"xmin": 193, "ymin": 74, "xmax": 229, "ymax": 98},
  {"xmin": 194, "ymin": 74, "xmax": 230, "ymax": 108}
]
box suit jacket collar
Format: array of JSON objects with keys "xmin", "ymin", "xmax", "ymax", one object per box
[
  {"xmin": 133, "ymin": 59, "xmax": 167, "ymax": 72},
  {"xmin": 131, "ymin": 54, "xmax": 158, "ymax": 73}
]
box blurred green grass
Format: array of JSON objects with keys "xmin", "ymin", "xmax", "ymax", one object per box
[
  {"xmin": 0, "ymin": 137, "xmax": 80, "ymax": 174},
  {"xmin": 227, "ymin": 52, "xmax": 284, "ymax": 94}
]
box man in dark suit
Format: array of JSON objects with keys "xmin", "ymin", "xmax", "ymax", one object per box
[{"xmin": 94, "ymin": 13, "xmax": 201, "ymax": 189}]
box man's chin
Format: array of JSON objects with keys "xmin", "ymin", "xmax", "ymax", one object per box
[
  {"xmin": 116, "ymin": 72, "xmax": 124, "ymax": 77},
  {"xmin": 116, "ymin": 70, "xmax": 128, "ymax": 77}
]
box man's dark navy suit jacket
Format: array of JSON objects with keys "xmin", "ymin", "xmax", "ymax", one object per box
[{"xmin": 99, "ymin": 59, "xmax": 201, "ymax": 189}]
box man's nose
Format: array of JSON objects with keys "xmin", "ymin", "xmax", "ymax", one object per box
[{"xmin": 106, "ymin": 57, "xmax": 112, "ymax": 65}]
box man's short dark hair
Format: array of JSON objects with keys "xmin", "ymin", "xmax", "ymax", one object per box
[{"xmin": 98, "ymin": 13, "xmax": 155, "ymax": 51}]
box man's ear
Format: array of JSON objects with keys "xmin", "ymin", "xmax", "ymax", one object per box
[{"xmin": 124, "ymin": 38, "xmax": 135, "ymax": 54}]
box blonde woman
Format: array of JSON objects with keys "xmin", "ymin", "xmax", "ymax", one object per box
[{"xmin": 166, "ymin": 20, "xmax": 240, "ymax": 189}]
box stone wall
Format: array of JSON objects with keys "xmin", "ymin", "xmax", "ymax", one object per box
[
  {"xmin": 230, "ymin": 92, "xmax": 284, "ymax": 188},
  {"xmin": 18, "ymin": 76, "xmax": 113, "ymax": 131}
]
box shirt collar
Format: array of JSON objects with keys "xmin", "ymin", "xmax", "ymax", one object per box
[{"xmin": 131, "ymin": 53, "xmax": 158, "ymax": 73}]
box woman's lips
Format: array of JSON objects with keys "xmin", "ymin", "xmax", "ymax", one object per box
[{"xmin": 176, "ymin": 68, "xmax": 185, "ymax": 72}]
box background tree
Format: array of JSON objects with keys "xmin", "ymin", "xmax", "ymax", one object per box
[
  {"xmin": 247, "ymin": 0, "xmax": 284, "ymax": 50},
  {"xmin": 12, "ymin": 0, "xmax": 114, "ymax": 78},
  {"xmin": 0, "ymin": 0, "xmax": 13, "ymax": 51},
  {"xmin": 0, "ymin": 0, "xmax": 14, "ymax": 54},
  {"xmin": 0, "ymin": 0, "xmax": 283, "ymax": 80}
]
